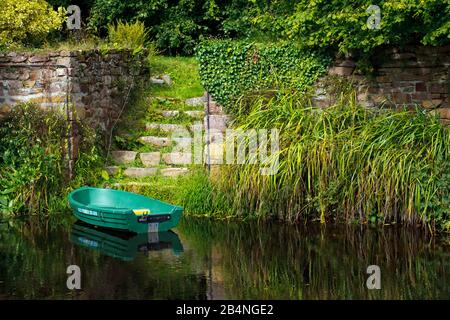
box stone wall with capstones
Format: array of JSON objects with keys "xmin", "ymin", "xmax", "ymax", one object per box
[
  {"xmin": 313, "ymin": 45, "xmax": 450, "ymax": 125},
  {"xmin": 0, "ymin": 49, "xmax": 148, "ymax": 132}
]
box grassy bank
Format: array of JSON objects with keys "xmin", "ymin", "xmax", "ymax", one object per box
[{"xmin": 211, "ymin": 91, "xmax": 449, "ymax": 231}]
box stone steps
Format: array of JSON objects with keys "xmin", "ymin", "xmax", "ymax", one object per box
[
  {"xmin": 162, "ymin": 152, "xmax": 192, "ymax": 165},
  {"xmin": 185, "ymin": 96, "xmax": 206, "ymax": 107},
  {"xmin": 140, "ymin": 152, "xmax": 160, "ymax": 167},
  {"xmin": 105, "ymin": 165, "xmax": 190, "ymax": 178},
  {"xmin": 111, "ymin": 150, "xmax": 137, "ymax": 165},
  {"xmin": 139, "ymin": 136, "xmax": 171, "ymax": 147},
  {"xmin": 106, "ymin": 94, "xmax": 210, "ymax": 180},
  {"xmin": 145, "ymin": 123, "xmax": 186, "ymax": 132},
  {"xmin": 139, "ymin": 136, "xmax": 192, "ymax": 147},
  {"xmin": 124, "ymin": 167, "xmax": 158, "ymax": 178},
  {"xmin": 160, "ymin": 167, "xmax": 189, "ymax": 177},
  {"xmin": 158, "ymin": 110, "xmax": 204, "ymax": 119},
  {"xmin": 184, "ymin": 110, "xmax": 204, "ymax": 118},
  {"xmin": 145, "ymin": 122, "xmax": 204, "ymax": 133},
  {"xmin": 105, "ymin": 166, "xmax": 120, "ymax": 175}
]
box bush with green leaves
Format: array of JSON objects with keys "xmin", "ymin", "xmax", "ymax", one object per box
[
  {"xmin": 196, "ymin": 40, "xmax": 332, "ymax": 114},
  {"xmin": 84, "ymin": 0, "xmax": 450, "ymax": 56},
  {"xmin": 0, "ymin": 0, "xmax": 65, "ymax": 50},
  {"xmin": 247, "ymin": 0, "xmax": 450, "ymax": 56},
  {"xmin": 0, "ymin": 103, "xmax": 103, "ymax": 216},
  {"xmin": 87, "ymin": 0, "xmax": 254, "ymax": 55}
]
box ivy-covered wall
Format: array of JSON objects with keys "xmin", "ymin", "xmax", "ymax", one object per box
[
  {"xmin": 196, "ymin": 41, "xmax": 332, "ymax": 115},
  {"xmin": 197, "ymin": 41, "xmax": 450, "ymax": 124}
]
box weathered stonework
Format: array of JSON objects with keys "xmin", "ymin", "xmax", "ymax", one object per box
[
  {"xmin": 0, "ymin": 49, "xmax": 148, "ymax": 134},
  {"xmin": 313, "ymin": 45, "xmax": 450, "ymax": 124}
]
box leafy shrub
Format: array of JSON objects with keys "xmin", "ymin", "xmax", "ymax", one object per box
[
  {"xmin": 87, "ymin": 0, "xmax": 254, "ymax": 55},
  {"xmin": 84, "ymin": 0, "xmax": 449, "ymax": 56},
  {"xmin": 107, "ymin": 20, "xmax": 148, "ymax": 54},
  {"xmin": 248, "ymin": 0, "xmax": 450, "ymax": 56},
  {"xmin": 196, "ymin": 40, "xmax": 332, "ymax": 114},
  {"xmin": 0, "ymin": 103, "xmax": 103, "ymax": 216},
  {"xmin": 0, "ymin": 0, "xmax": 65, "ymax": 50}
]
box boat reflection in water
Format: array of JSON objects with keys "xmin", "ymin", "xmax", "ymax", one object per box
[{"xmin": 70, "ymin": 221, "xmax": 184, "ymax": 261}]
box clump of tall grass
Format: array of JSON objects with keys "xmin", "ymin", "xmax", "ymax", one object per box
[
  {"xmin": 217, "ymin": 90, "xmax": 449, "ymax": 231},
  {"xmin": 177, "ymin": 169, "xmax": 231, "ymax": 217},
  {"xmin": 107, "ymin": 20, "xmax": 149, "ymax": 54}
]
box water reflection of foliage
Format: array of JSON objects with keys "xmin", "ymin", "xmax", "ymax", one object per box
[
  {"xmin": 179, "ymin": 219, "xmax": 450, "ymax": 299},
  {"xmin": 0, "ymin": 217, "xmax": 207, "ymax": 299}
]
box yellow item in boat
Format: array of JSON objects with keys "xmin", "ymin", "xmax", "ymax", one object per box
[{"xmin": 133, "ymin": 209, "xmax": 151, "ymax": 215}]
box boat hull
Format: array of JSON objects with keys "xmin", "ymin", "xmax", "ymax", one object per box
[{"xmin": 68, "ymin": 187, "xmax": 183, "ymax": 233}]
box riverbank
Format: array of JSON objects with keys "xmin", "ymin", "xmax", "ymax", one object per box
[{"xmin": 1, "ymin": 55, "xmax": 448, "ymax": 232}]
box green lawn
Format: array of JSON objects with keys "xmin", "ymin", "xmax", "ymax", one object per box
[{"xmin": 149, "ymin": 56, "xmax": 204, "ymax": 100}]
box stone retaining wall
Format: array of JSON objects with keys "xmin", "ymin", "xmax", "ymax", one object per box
[
  {"xmin": 0, "ymin": 49, "xmax": 148, "ymax": 132},
  {"xmin": 314, "ymin": 45, "xmax": 450, "ymax": 124}
]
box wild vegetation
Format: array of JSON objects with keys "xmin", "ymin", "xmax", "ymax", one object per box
[
  {"xmin": 4, "ymin": 1, "xmax": 447, "ymax": 55},
  {"xmin": 0, "ymin": 1, "xmax": 448, "ymax": 231},
  {"xmin": 211, "ymin": 90, "xmax": 449, "ymax": 231},
  {"xmin": 0, "ymin": 104, "xmax": 103, "ymax": 216}
]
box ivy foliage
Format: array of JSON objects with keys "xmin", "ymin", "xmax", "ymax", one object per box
[{"xmin": 196, "ymin": 40, "xmax": 332, "ymax": 114}]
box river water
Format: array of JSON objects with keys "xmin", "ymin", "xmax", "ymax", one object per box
[{"xmin": 0, "ymin": 216, "xmax": 449, "ymax": 299}]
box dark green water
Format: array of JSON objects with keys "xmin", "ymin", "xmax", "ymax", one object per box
[{"xmin": 0, "ymin": 216, "xmax": 449, "ymax": 299}]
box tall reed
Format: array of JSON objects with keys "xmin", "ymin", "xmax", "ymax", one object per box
[{"xmin": 217, "ymin": 90, "xmax": 449, "ymax": 231}]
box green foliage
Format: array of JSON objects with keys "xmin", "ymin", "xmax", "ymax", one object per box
[
  {"xmin": 107, "ymin": 20, "xmax": 148, "ymax": 55},
  {"xmin": 39, "ymin": 0, "xmax": 450, "ymax": 56},
  {"xmin": 0, "ymin": 103, "xmax": 103, "ymax": 216},
  {"xmin": 0, "ymin": 0, "xmax": 65, "ymax": 50},
  {"xmin": 87, "ymin": 0, "xmax": 254, "ymax": 55},
  {"xmin": 216, "ymin": 90, "xmax": 450, "ymax": 231},
  {"xmin": 196, "ymin": 40, "xmax": 332, "ymax": 114},
  {"xmin": 84, "ymin": 0, "xmax": 450, "ymax": 56},
  {"xmin": 176, "ymin": 170, "xmax": 230, "ymax": 217},
  {"xmin": 248, "ymin": 0, "xmax": 450, "ymax": 56}
]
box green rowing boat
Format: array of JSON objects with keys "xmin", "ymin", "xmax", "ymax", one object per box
[
  {"xmin": 68, "ymin": 186, "xmax": 183, "ymax": 233},
  {"xmin": 70, "ymin": 221, "xmax": 183, "ymax": 261}
]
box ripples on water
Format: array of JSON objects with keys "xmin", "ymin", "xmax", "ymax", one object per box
[{"xmin": 0, "ymin": 216, "xmax": 449, "ymax": 299}]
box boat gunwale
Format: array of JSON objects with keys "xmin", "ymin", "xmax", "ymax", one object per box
[{"xmin": 68, "ymin": 186, "xmax": 183, "ymax": 215}]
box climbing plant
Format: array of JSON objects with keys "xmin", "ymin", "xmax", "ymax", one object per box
[{"xmin": 196, "ymin": 40, "xmax": 332, "ymax": 114}]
